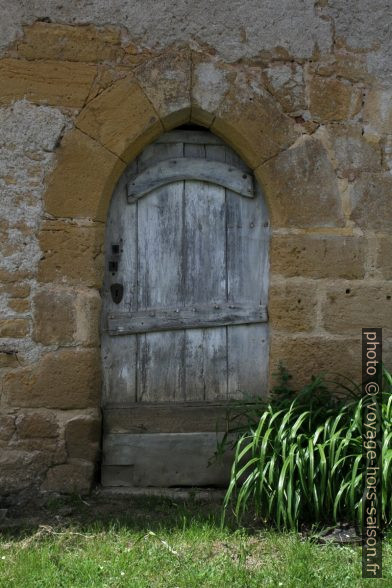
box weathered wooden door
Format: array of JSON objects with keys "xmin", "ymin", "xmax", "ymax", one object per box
[{"xmin": 101, "ymin": 130, "xmax": 269, "ymax": 487}]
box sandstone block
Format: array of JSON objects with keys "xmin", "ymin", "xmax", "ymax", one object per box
[
  {"xmin": 309, "ymin": 76, "xmax": 362, "ymax": 122},
  {"xmin": 41, "ymin": 461, "xmax": 95, "ymax": 494},
  {"xmin": 44, "ymin": 129, "xmax": 125, "ymax": 221},
  {"xmin": 65, "ymin": 416, "xmax": 101, "ymax": 461},
  {"xmin": 8, "ymin": 299, "xmax": 30, "ymax": 312},
  {"xmin": 135, "ymin": 49, "xmax": 191, "ymax": 130},
  {"xmin": 76, "ymin": 75, "xmax": 163, "ymax": 161},
  {"xmin": 0, "ymin": 319, "xmax": 29, "ymax": 338},
  {"xmin": 213, "ymin": 68, "xmax": 300, "ymax": 168},
  {"xmin": 74, "ymin": 290, "xmax": 101, "ymax": 346},
  {"xmin": 4, "ymin": 348, "xmax": 101, "ymax": 410},
  {"xmin": 0, "ymin": 58, "xmax": 96, "ymax": 108},
  {"xmin": 33, "ymin": 288, "xmax": 76, "ymax": 345},
  {"xmin": 322, "ymin": 284, "xmax": 392, "ymax": 336},
  {"xmin": 17, "ymin": 22, "xmax": 122, "ymax": 63},
  {"xmin": 270, "ymin": 335, "xmax": 360, "ymax": 389},
  {"xmin": 350, "ymin": 173, "xmax": 392, "ymax": 231},
  {"xmin": 38, "ymin": 221, "xmax": 104, "ymax": 288},
  {"xmin": 256, "ymin": 136, "xmax": 344, "ymax": 228},
  {"xmin": 16, "ymin": 412, "xmax": 58, "ymax": 439},
  {"xmin": 269, "ymin": 281, "xmax": 317, "ymax": 332},
  {"xmin": 270, "ymin": 234, "xmax": 366, "ymax": 279}
]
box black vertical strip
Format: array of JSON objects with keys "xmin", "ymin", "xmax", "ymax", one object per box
[{"xmin": 362, "ymin": 328, "xmax": 383, "ymax": 579}]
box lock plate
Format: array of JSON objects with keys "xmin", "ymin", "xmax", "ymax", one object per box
[{"xmin": 110, "ymin": 283, "xmax": 123, "ymax": 304}]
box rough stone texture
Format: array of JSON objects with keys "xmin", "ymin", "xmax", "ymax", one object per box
[
  {"xmin": 41, "ymin": 461, "xmax": 95, "ymax": 494},
  {"xmin": 135, "ymin": 49, "xmax": 191, "ymax": 130},
  {"xmin": 4, "ymin": 348, "xmax": 101, "ymax": 409},
  {"xmin": 0, "ymin": 58, "xmax": 96, "ymax": 108},
  {"xmin": 309, "ymin": 77, "xmax": 362, "ymax": 123},
  {"xmin": 376, "ymin": 237, "xmax": 392, "ymax": 280},
  {"xmin": 33, "ymin": 289, "xmax": 76, "ymax": 345},
  {"xmin": 16, "ymin": 412, "xmax": 58, "ymax": 439},
  {"xmin": 16, "ymin": 22, "xmax": 123, "ymax": 63},
  {"xmin": 0, "ymin": 5, "xmax": 391, "ymax": 498},
  {"xmin": 329, "ymin": 124, "xmax": 381, "ymax": 178},
  {"xmin": 0, "ymin": 1, "xmax": 332, "ymax": 62},
  {"xmin": 270, "ymin": 336, "xmax": 360, "ymax": 389},
  {"xmin": 363, "ymin": 88, "xmax": 392, "ymax": 136},
  {"xmin": 76, "ymin": 76, "xmax": 163, "ymax": 162},
  {"xmin": 269, "ymin": 281, "xmax": 317, "ymax": 332},
  {"xmin": 262, "ymin": 62, "xmax": 306, "ymax": 114},
  {"xmin": 0, "ymin": 415, "xmax": 15, "ymax": 442},
  {"xmin": 38, "ymin": 221, "xmax": 104, "ymax": 288},
  {"xmin": 256, "ymin": 136, "xmax": 344, "ymax": 228},
  {"xmin": 44, "ymin": 129, "xmax": 125, "ymax": 221},
  {"xmin": 322, "ymin": 284, "xmax": 392, "ymax": 336},
  {"xmin": 213, "ymin": 68, "xmax": 300, "ymax": 168},
  {"xmin": 350, "ymin": 173, "xmax": 392, "ymax": 231},
  {"xmin": 191, "ymin": 54, "xmax": 232, "ymax": 126},
  {"xmin": 270, "ymin": 234, "xmax": 366, "ymax": 279},
  {"xmin": 65, "ymin": 416, "xmax": 101, "ymax": 461}
]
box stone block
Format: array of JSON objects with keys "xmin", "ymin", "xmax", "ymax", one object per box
[
  {"xmin": 16, "ymin": 412, "xmax": 58, "ymax": 439},
  {"xmin": 269, "ymin": 281, "xmax": 317, "ymax": 332},
  {"xmin": 44, "ymin": 129, "xmax": 125, "ymax": 221},
  {"xmin": 270, "ymin": 234, "xmax": 366, "ymax": 279},
  {"xmin": 322, "ymin": 284, "xmax": 392, "ymax": 336},
  {"xmin": 213, "ymin": 67, "xmax": 300, "ymax": 168},
  {"xmin": 0, "ymin": 415, "xmax": 15, "ymax": 441},
  {"xmin": 363, "ymin": 88, "xmax": 392, "ymax": 135},
  {"xmin": 329, "ymin": 124, "xmax": 381, "ymax": 177},
  {"xmin": 17, "ymin": 22, "xmax": 122, "ymax": 63},
  {"xmin": 309, "ymin": 76, "xmax": 362, "ymax": 122},
  {"xmin": 350, "ymin": 173, "xmax": 392, "ymax": 231},
  {"xmin": 0, "ymin": 351, "xmax": 19, "ymax": 368},
  {"xmin": 41, "ymin": 461, "xmax": 95, "ymax": 494},
  {"xmin": 33, "ymin": 289, "xmax": 76, "ymax": 345},
  {"xmin": 38, "ymin": 221, "xmax": 104, "ymax": 288},
  {"xmin": 191, "ymin": 53, "xmax": 233, "ymax": 127},
  {"xmin": 76, "ymin": 75, "xmax": 163, "ymax": 161},
  {"xmin": 0, "ymin": 58, "xmax": 96, "ymax": 108},
  {"xmin": 256, "ymin": 136, "xmax": 344, "ymax": 228},
  {"xmin": 376, "ymin": 237, "xmax": 392, "ymax": 280},
  {"xmin": 4, "ymin": 348, "xmax": 101, "ymax": 410},
  {"xmin": 262, "ymin": 62, "xmax": 306, "ymax": 113},
  {"xmin": 270, "ymin": 335, "xmax": 360, "ymax": 389},
  {"xmin": 0, "ymin": 319, "xmax": 29, "ymax": 338},
  {"xmin": 65, "ymin": 416, "xmax": 101, "ymax": 461},
  {"xmin": 135, "ymin": 49, "xmax": 191, "ymax": 129}
]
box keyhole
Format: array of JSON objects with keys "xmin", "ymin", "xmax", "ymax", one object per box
[{"xmin": 110, "ymin": 283, "xmax": 123, "ymax": 304}]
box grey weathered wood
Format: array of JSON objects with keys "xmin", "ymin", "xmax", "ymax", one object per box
[
  {"xmin": 127, "ymin": 158, "xmax": 254, "ymax": 202},
  {"xmin": 102, "ymin": 432, "xmax": 233, "ymax": 486},
  {"xmin": 101, "ymin": 128, "xmax": 270, "ymax": 486},
  {"xmin": 108, "ymin": 303, "xmax": 267, "ymax": 335},
  {"xmin": 103, "ymin": 403, "xmax": 236, "ymax": 433}
]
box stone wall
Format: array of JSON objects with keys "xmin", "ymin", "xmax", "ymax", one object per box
[{"xmin": 0, "ymin": 1, "xmax": 391, "ymax": 497}]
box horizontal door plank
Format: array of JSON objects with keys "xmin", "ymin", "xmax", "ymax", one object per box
[
  {"xmin": 103, "ymin": 404, "xmax": 235, "ymax": 434},
  {"xmin": 102, "ymin": 432, "xmax": 233, "ymax": 487},
  {"xmin": 107, "ymin": 303, "xmax": 267, "ymax": 336},
  {"xmin": 155, "ymin": 130, "xmax": 223, "ymax": 145},
  {"xmin": 127, "ymin": 158, "xmax": 254, "ymax": 202}
]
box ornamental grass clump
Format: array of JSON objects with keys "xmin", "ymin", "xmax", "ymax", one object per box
[{"xmin": 222, "ymin": 365, "xmax": 392, "ymax": 531}]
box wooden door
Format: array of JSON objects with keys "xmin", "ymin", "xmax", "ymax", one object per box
[{"xmin": 101, "ymin": 130, "xmax": 269, "ymax": 487}]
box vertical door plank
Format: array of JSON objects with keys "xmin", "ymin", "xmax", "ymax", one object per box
[
  {"xmin": 183, "ymin": 143, "xmax": 227, "ymax": 401},
  {"xmin": 225, "ymin": 147, "xmax": 270, "ymax": 399},
  {"xmin": 137, "ymin": 181, "xmax": 185, "ymax": 402},
  {"xmin": 101, "ymin": 159, "xmax": 138, "ymax": 405}
]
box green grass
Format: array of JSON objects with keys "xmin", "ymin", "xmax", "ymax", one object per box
[{"xmin": 1, "ymin": 496, "xmax": 391, "ymax": 587}]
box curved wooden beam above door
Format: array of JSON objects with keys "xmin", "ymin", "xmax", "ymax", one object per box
[{"xmin": 127, "ymin": 158, "xmax": 254, "ymax": 202}]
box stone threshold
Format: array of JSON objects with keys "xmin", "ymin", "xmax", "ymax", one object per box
[{"xmin": 96, "ymin": 486, "xmax": 226, "ymax": 501}]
